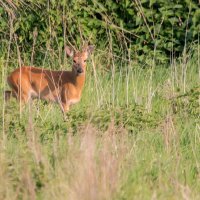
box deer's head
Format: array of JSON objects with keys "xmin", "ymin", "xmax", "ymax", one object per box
[{"xmin": 65, "ymin": 45, "xmax": 94, "ymax": 76}]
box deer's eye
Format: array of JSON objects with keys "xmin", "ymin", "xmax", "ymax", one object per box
[
  {"xmin": 73, "ymin": 60, "xmax": 76, "ymax": 63},
  {"xmin": 84, "ymin": 60, "xmax": 86, "ymax": 63}
]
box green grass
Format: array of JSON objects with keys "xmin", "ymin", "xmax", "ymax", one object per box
[{"xmin": 0, "ymin": 50, "xmax": 199, "ymax": 199}]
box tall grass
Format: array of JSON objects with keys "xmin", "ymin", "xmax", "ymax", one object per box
[
  {"xmin": 0, "ymin": 39, "xmax": 199, "ymax": 199},
  {"xmin": 0, "ymin": 2, "xmax": 199, "ymax": 199},
  {"xmin": 0, "ymin": 6, "xmax": 199, "ymax": 197}
]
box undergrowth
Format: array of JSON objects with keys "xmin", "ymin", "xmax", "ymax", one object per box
[{"xmin": 0, "ymin": 47, "xmax": 199, "ymax": 199}]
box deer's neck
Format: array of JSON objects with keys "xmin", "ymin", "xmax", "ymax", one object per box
[{"xmin": 72, "ymin": 71, "xmax": 86, "ymax": 94}]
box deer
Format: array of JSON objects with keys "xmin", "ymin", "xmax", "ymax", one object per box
[{"xmin": 5, "ymin": 45, "xmax": 94, "ymax": 120}]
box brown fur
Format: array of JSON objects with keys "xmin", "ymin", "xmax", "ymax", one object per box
[{"xmin": 6, "ymin": 45, "xmax": 94, "ymax": 119}]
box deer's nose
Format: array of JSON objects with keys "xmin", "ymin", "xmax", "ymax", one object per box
[{"xmin": 77, "ymin": 68, "xmax": 83, "ymax": 74}]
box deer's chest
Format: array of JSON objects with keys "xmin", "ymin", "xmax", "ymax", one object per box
[
  {"xmin": 64, "ymin": 86, "xmax": 82, "ymax": 105},
  {"xmin": 68, "ymin": 98, "xmax": 80, "ymax": 105}
]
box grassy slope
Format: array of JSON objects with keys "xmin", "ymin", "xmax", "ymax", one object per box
[{"xmin": 0, "ymin": 52, "xmax": 199, "ymax": 200}]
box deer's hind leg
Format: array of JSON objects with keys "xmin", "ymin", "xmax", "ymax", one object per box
[
  {"xmin": 4, "ymin": 88, "xmax": 19, "ymax": 101},
  {"xmin": 4, "ymin": 90, "xmax": 12, "ymax": 101},
  {"xmin": 17, "ymin": 79, "xmax": 34, "ymax": 104},
  {"xmin": 10, "ymin": 84, "xmax": 31, "ymax": 104}
]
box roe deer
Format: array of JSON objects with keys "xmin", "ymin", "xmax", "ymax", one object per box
[{"xmin": 5, "ymin": 45, "xmax": 94, "ymax": 119}]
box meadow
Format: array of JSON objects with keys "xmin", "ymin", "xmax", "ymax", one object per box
[
  {"xmin": 0, "ymin": 0, "xmax": 200, "ymax": 199},
  {"xmin": 0, "ymin": 44, "xmax": 199, "ymax": 199}
]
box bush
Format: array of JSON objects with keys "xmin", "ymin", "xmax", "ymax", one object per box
[{"xmin": 0, "ymin": 0, "xmax": 200, "ymax": 65}]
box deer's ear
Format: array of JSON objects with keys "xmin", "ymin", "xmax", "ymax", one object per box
[
  {"xmin": 87, "ymin": 45, "xmax": 95, "ymax": 55},
  {"xmin": 65, "ymin": 46, "xmax": 74, "ymax": 57}
]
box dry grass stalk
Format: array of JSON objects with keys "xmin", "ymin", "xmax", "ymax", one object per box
[
  {"xmin": 26, "ymin": 107, "xmax": 43, "ymax": 165},
  {"xmin": 21, "ymin": 165, "xmax": 36, "ymax": 200},
  {"xmin": 44, "ymin": 123, "xmax": 130, "ymax": 200},
  {"xmin": 171, "ymin": 179, "xmax": 191, "ymax": 200},
  {"xmin": 160, "ymin": 115, "xmax": 177, "ymax": 152}
]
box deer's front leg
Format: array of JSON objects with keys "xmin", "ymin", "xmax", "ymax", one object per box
[
  {"xmin": 60, "ymin": 88, "xmax": 71, "ymax": 121},
  {"xmin": 61, "ymin": 103, "xmax": 70, "ymax": 121}
]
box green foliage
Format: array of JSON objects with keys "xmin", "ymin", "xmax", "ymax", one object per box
[
  {"xmin": 172, "ymin": 86, "xmax": 200, "ymax": 118},
  {"xmin": 1, "ymin": 0, "xmax": 200, "ymax": 65},
  {"xmin": 0, "ymin": 2, "xmax": 200, "ymax": 199}
]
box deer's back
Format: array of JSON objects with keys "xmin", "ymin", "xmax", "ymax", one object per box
[{"xmin": 8, "ymin": 66, "xmax": 73, "ymax": 101}]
